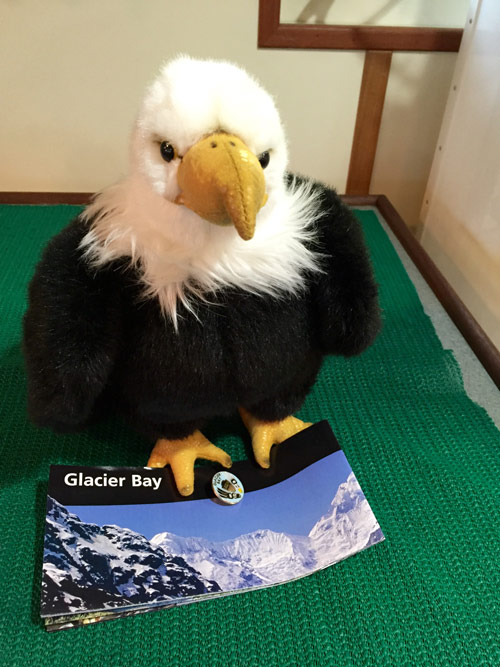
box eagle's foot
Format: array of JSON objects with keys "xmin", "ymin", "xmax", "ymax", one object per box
[
  {"xmin": 239, "ymin": 408, "xmax": 312, "ymax": 469},
  {"xmin": 147, "ymin": 430, "xmax": 232, "ymax": 496}
]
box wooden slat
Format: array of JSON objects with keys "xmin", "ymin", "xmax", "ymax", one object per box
[
  {"xmin": 0, "ymin": 192, "xmax": 93, "ymax": 205},
  {"xmin": 340, "ymin": 194, "xmax": 379, "ymax": 206},
  {"xmin": 345, "ymin": 51, "xmax": 392, "ymax": 196},
  {"xmin": 0, "ymin": 192, "xmax": 376, "ymax": 206},
  {"xmin": 374, "ymin": 195, "xmax": 500, "ymax": 389},
  {"xmin": 260, "ymin": 23, "xmax": 464, "ymax": 52},
  {"xmin": 258, "ymin": 1, "xmax": 463, "ymax": 52},
  {"xmin": 257, "ymin": 0, "xmax": 280, "ymax": 44}
]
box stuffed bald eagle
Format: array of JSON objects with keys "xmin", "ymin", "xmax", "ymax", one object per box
[{"xmin": 23, "ymin": 56, "xmax": 380, "ymax": 496}]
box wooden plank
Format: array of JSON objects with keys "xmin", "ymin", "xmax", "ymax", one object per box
[
  {"xmin": 1, "ymin": 192, "xmax": 376, "ymax": 207},
  {"xmin": 258, "ymin": 1, "xmax": 463, "ymax": 52},
  {"xmin": 0, "ymin": 192, "xmax": 93, "ymax": 205},
  {"xmin": 375, "ymin": 195, "xmax": 500, "ymax": 389},
  {"xmin": 260, "ymin": 23, "xmax": 464, "ymax": 52},
  {"xmin": 257, "ymin": 0, "xmax": 280, "ymax": 45},
  {"xmin": 340, "ymin": 194, "xmax": 379, "ymax": 206},
  {"xmin": 1, "ymin": 192, "xmax": 378, "ymax": 208},
  {"xmin": 345, "ymin": 51, "xmax": 392, "ymax": 196}
]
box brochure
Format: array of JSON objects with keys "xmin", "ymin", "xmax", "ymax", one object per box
[{"xmin": 41, "ymin": 421, "xmax": 384, "ymax": 631}]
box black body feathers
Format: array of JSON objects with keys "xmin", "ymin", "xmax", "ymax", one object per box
[{"xmin": 23, "ymin": 179, "xmax": 380, "ymax": 441}]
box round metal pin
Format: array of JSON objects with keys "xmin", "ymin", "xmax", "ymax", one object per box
[{"xmin": 212, "ymin": 471, "xmax": 244, "ymax": 505}]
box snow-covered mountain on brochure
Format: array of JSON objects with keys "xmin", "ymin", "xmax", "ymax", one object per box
[
  {"xmin": 42, "ymin": 497, "xmax": 220, "ymax": 616},
  {"xmin": 152, "ymin": 472, "xmax": 383, "ymax": 589},
  {"xmin": 309, "ymin": 472, "xmax": 383, "ymax": 566},
  {"xmin": 151, "ymin": 528, "xmax": 317, "ymax": 589},
  {"xmin": 42, "ymin": 471, "xmax": 383, "ymax": 614}
]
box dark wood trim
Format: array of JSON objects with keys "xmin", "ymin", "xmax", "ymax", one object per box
[
  {"xmin": 6, "ymin": 192, "xmax": 379, "ymax": 207},
  {"xmin": 345, "ymin": 51, "xmax": 392, "ymax": 195},
  {"xmin": 340, "ymin": 194, "xmax": 379, "ymax": 207},
  {"xmin": 258, "ymin": 0, "xmax": 463, "ymax": 52},
  {"xmin": 369, "ymin": 195, "xmax": 500, "ymax": 390},
  {"xmin": 1, "ymin": 192, "xmax": 379, "ymax": 207},
  {"xmin": 0, "ymin": 192, "xmax": 93, "ymax": 205},
  {"xmin": 258, "ymin": 0, "xmax": 281, "ymax": 45}
]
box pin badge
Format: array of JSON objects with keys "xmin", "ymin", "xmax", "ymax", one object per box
[{"xmin": 212, "ymin": 471, "xmax": 244, "ymax": 505}]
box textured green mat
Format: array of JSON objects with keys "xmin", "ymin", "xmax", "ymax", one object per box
[{"xmin": 1, "ymin": 205, "xmax": 499, "ymax": 666}]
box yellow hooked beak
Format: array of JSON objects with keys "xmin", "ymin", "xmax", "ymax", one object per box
[{"xmin": 175, "ymin": 132, "xmax": 268, "ymax": 241}]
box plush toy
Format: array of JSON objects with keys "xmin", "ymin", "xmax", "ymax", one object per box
[{"xmin": 23, "ymin": 56, "xmax": 380, "ymax": 496}]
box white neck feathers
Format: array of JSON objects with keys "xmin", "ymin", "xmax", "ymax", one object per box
[{"xmin": 80, "ymin": 175, "xmax": 322, "ymax": 327}]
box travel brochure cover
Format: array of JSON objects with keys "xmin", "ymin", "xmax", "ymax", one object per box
[{"xmin": 41, "ymin": 422, "xmax": 384, "ymax": 631}]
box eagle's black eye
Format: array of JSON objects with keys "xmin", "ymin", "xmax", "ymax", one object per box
[
  {"xmin": 258, "ymin": 151, "xmax": 270, "ymax": 169},
  {"xmin": 160, "ymin": 141, "xmax": 175, "ymax": 162}
]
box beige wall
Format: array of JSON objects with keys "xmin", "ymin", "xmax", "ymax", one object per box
[
  {"xmin": 1, "ymin": 0, "xmax": 460, "ymax": 230},
  {"xmin": 282, "ymin": 0, "xmax": 468, "ymax": 28},
  {"xmin": 371, "ymin": 51, "xmax": 457, "ymax": 230},
  {"xmin": 421, "ymin": 0, "xmax": 500, "ymax": 350}
]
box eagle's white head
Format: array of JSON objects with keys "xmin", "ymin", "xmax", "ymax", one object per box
[
  {"xmin": 81, "ymin": 56, "xmax": 321, "ymax": 325},
  {"xmin": 132, "ymin": 56, "xmax": 288, "ymax": 220}
]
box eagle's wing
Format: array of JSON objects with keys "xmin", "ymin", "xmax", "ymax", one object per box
[
  {"xmin": 308, "ymin": 182, "xmax": 381, "ymax": 356},
  {"xmin": 23, "ymin": 218, "xmax": 123, "ymax": 431}
]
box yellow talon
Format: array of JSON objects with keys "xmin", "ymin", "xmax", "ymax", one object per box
[
  {"xmin": 147, "ymin": 430, "xmax": 232, "ymax": 496},
  {"xmin": 239, "ymin": 408, "xmax": 312, "ymax": 468}
]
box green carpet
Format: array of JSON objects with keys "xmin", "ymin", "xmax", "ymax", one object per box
[{"xmin": 1, "ymin": 205, "xmax": 499, "ymax": 666}]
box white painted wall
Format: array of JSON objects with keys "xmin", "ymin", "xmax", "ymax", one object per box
[
  {"xmin": 421, "ymin": 0, "xmax": 500, "ymax": 349},
  {"xmin": 0, "ymin": 1, "xmax": 360, "ymax": 192},
  {"xmin": 0, "ymin": 0, "xmax": 463, "ymax": 230},
  {"xmin": 282, "ymin": 0, "xmax": 468, "ymax": 28},
  {"xmin": 371, "ymin": 51, "xmax": 457, "ymax": 230}
]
